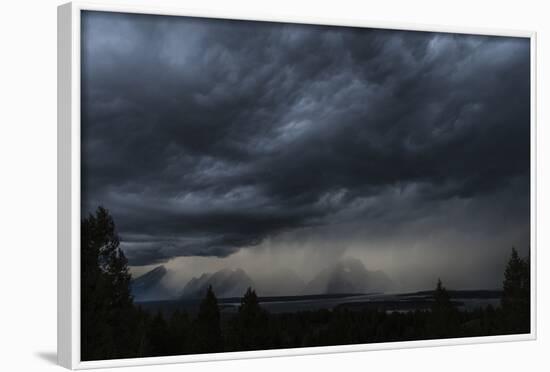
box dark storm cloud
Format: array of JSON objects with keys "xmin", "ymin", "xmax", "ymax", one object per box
[{"xmin": 81, "ymin": 11, "xmax": 530, "ymax": 265}]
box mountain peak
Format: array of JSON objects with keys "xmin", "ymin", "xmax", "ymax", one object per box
[
  {"xmin": 335, "ymin": 257, "xmax": 367, "ymax": 271},
  {"xmin": 303, "ymin": 257, "xmax": 393, "ymax": 295},
  {"xmin": 131, "ymin": 265, "xmax": 170, "ymax": 302},
  {"xmin": 132, "ymin": 265, "xmax": 167, "ymax": 285}
]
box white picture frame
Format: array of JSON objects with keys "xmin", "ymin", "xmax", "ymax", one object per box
[{"xmin": 58, "ymin": 1, "xmax": 537, "ymax": 369}]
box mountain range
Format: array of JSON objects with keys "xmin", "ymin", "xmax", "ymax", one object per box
[{"xmin": 130, "ymin": 257, "xmax": 394, "ymax": 302}]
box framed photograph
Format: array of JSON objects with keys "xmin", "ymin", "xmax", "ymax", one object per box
[{"xmin": 57, "ymin": 1, "xmax": 537, "ymax": 369}]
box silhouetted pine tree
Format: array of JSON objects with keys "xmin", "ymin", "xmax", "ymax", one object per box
[
  {"xmin": 433, "ymin": 278, "xmax": 452, "ymax": 311},
  {"xmin": 81, "ymin": 206, "xmax": 139, "ymax": 360},
  {"xmin": 234, "ymin": 287, "xmax": 270, "ymax": 350},
  {"xmin": 501, "ymin": 247, "xmax": 530, "ymax": 333},
  {"xmin": 192, "ymin": 285, "xmax": 223, "ymax": 353},
  {"xmin": 427, "ymin": 278, "xmax": 459, "ymax": 338}
]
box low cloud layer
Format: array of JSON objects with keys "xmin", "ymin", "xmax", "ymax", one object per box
[{"xmin": 81, "ymin": 11, "xmax": 530, "ymax": 276}]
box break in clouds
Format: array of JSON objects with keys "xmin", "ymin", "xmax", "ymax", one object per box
[{"xmin": 81, "ymin": 11, "xmax": 530, "ymax": 290}]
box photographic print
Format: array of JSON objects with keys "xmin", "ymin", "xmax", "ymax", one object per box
[{"xmin": 79, "ymin": 10, "xmax": 531, "ymax": 362}]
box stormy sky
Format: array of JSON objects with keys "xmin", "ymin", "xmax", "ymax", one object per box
[{"xmin": 81, "ymin": 11, "xmax": 530, "ymax": 290}]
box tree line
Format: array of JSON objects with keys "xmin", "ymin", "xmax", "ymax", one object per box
[{"xmin": 81, "ymin": 207, "xmax": 530, "ymax": 361}]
